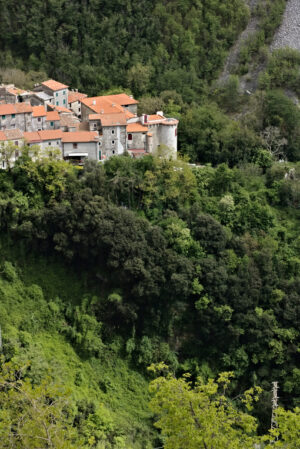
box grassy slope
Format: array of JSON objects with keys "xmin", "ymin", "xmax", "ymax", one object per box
[{"xmin": 0, "ymin": 245, "xmax": 155, "ymax": 449}]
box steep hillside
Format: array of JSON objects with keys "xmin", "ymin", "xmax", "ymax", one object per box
[
  {"xmin": 0, "ymin": 248, "xmax": 156, "ymax": 449},
  {"xmin": 272, "ymin": 0, "xmax": 300, "ymax": 51},
  {"xmin": 0, "ymin": 0, "xmax": 248, "ymax": 98}
]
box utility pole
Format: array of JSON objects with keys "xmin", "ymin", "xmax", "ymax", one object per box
[{"xmin": 271, "ymin": 381, "xmax": 279, "ymax": 436}]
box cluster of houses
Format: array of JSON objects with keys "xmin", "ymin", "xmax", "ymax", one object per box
[{"xmin": 0, "ymin": 79, "xmax": 178, "ymax": 168}]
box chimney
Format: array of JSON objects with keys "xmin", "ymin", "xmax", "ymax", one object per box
[
  {"xmin": 92, "ymin": 100, "xmax": 96, "ymax": 105},
  {"xmin": 157, "ymin": 111, "xmax": 164, "ymax": 117}
]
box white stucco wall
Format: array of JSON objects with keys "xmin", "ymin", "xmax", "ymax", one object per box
[{"xmin": 63, "ymin": 141, "xmax": 99, "ymax": 161}]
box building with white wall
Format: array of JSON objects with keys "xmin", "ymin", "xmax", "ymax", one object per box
[{"xmin": 34, "ymin": 80, "xmax": 68, "ymax": 108}]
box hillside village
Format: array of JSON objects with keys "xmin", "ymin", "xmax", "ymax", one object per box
[{"xmin": 0, "ymin": 79, "xmax": 178, "ymax": 168}]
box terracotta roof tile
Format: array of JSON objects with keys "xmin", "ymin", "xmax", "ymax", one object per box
[
  {"xmin": 62, "ymin": 131, "xmax": 99, "ymax": 143},
  {"xmin": 127, "ymin": 123, "xmax": 148, "ymax": 133},
  {"xmin": 0, "ymin": 103, "xmax": 32, "ymax": 115},
  {"xmin": 60, "ymin": 115, "xmax": 79, "ymax": 128},
  {"xmin": 7, "ymin": 87, "xmax": 26, "ymax": 96},
  {"xmin": 55, "ymin": 106, "xmax": 73, "ymax": 114},
  {"xmin": 32, "ymin": 105, "xmax": 47, "ymax": 117},
  {"xmin": 14, "ymin": 103, "xmax": 32, "ymax": 113},
  {"xmin": 68, "ymin": 91, "xmax": 87, "ymax": 104},
  {"xmin": 89, "ymin": 112, "xmax": 127, "ymax": 126},
  {"xmin": 0, "ymin": 104, "xmax": 16, "ymax": 115},
  {"xmin": 82, "ymin": 97, "xmax": 125, "ymax": 114},
  {"xmin": 46, "ymin": 111, "xmax": 60, "ymax": 121},
  {"xmin": 104, "ymin": 94, "xmax": 138, "ymax": 105},
  {"xmin": 4, "ymin": 129, "xmax": 23, "ymax": 140},
  {"xmin": 0, "ymin": 131, "xmax": 7, "ymax": 141},
  {"xmin": 38, "ymin": 130, "xmax": 63, "ymax": 140},
  {"xmin": 24, "ymin": 131, "xmax": 41, "ymax": 143},
  {"xmin": 42, "ymin": 79, "xmax": 68, "ymax": 91}
]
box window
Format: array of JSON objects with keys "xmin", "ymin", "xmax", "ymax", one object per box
[
  {"xmin": 111, "ymin": 129, "xmax": 115, "ymax": 134},
  {"xmin": 128, "ymin": 133, "xmax": 132, "ymax": 141},
  {"xmin": 56, "ymin": 141, "xmax": 59, "ymax": 145},
  {"xmin": 112, "ymin": 150, "xmax": 115, "ymax": 154},
  {"xmin": 12, "ymin": 114, "xmax": 15, "ymax": 119},
  {"xmin": 50, "ymin": 121, "xmax": 54, "ymax": 127},
  {"xmin": 56, "ymin": 92, "xmax": 58, "ymax": 97},
  {"xmin": 56, "ymin": 101, "xmax": 59, "ymax": 106},
  {"xmin": 63, "ymin": 99, "xmax": 66, "ymax": 105},
  {"xmin": 73, "ymin": 143, "xmax": 78, "ymax": 149},
  {"xmin": 38, "ymin": 129, "xmax": 41, "ymax": 131},
  {"xmin": 14, "ymin": 141, "xmax": 18, "ymax": 146},
  {"xmin": 2, "ymin": 115, "xmax": 5, "ymax": 120},
  {"xmin": 98, "ymin": 150, "xmax": 102, "ymax": 160},
  {"xmin": 78, "ymin": 107, "xmax": 81, "ymax": 112},
  {"xmin": 94, "ymin": 123, "xmax": 97, "ymax": 129},
  {"xmin": 112, "ymin": 140, "xmax": 115, "ymax": 145},
  {"xmin": 98, "ymin": 141, "xmax": 101, "ymax": 146},
  {"xmin": 48, "ymin": 142, "xmax": 51, "ymax": 145},
  {"xmin": 63, "ymin": 91, "xmax": 66, "ymax": 95},
  {"xmin": 38, "ymin": 117, "xmax": 41, "ymax": 122}
]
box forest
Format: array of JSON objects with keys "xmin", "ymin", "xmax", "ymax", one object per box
[{"xmin": 0, "ymin": 0, "xmax": 299, "ymax": 447}]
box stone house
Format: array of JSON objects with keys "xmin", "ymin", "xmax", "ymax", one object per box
[
  {"xmin": 126, "ymin": 113, "xmax": 178, "ymax": 159},
  {"xmin": 0, "ymin": 85, "xmax": 28, "ymax": 104},
  {"xmin": 29, "ymin": 91, "xmax": 54, "ymax": 107},
  {"xmin": 126, "ymin": 122, "xmax": 150, "ymax": 157},
  {"xmin": 0, "ymin": 129, "xmax": 24, "ymax": 168},
  {"xmin": 88, "ymin": 112, "xmax": 127, "ymax": 159},
  {"xmin": 68, "ymin": 91, "xmax": 87, "ymax": 118},
  {"xmin": 34, "ymin": 80, "xmax": 68, "ymax": 108},
  {"xmin": 80, "ymin": 94, "xmax": 138, "ymax": 122},
  {"xmin": 24, "ymin": 130, "xmax": 63, "ymax": 156},
  {"xmin": 32, "ymin": 105, "xmax": 47, "ymax": 131},
  {"xmin": 46, "ymin": 111, "xmax": 61, "ymax": 130},
  {"xmin": 0, "ymin": 103, "xmax": 33, "ymax": 132},
  {"xmin": 62, "ymin": 131, "xmax": 100, "ymax": 163}
]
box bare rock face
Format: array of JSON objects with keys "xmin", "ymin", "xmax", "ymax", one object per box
[{"xmin": 272, "ymin": 0, "xmax": 300, "ymax": 51}]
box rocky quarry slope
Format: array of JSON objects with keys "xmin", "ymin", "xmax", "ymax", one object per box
[{"xmin": 271, "ymin": 0, "xmax": 300, "ymax": 51}]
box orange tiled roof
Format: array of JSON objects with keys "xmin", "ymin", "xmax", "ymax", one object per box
[
  {"xmin": 24, "ymin": 131, "xmax": 41, "ymax": 143},
  {"xmin": 89, "ymin": 112, "xmax": 127, "ymax": 127},
  {"xmin": 32, "ymin": 105, "xmax": 46, "ymax": 117},
  {"xmin": 68, "ymin": 91, "xmax": 87, "ymax": 104},
  {"xmin": 147, "ymin": 114, "xmax": 165, "ymax": 122},
  {"xmin": 0, "ymin": 129, "xmax": 24, "ymax": 141},
  {"xmin": 4, "ymin": 129, "xmax": 23, "ymax": 140},
  {"xmin": 82, "ymin": 97, "xmax": 125, "ymax": 114},
  {"xmin": 104, "ymin": 93, "xmax": 138, "ymax": 106},
  {"xmin": 0, "ymin": 131, "xmax": 7, "ymax": 141},
  {"xmin": 62, "ymin": 131, "xmax": 99, "ymax": 143},
  {"xmin": 127, "ymin": 123, "xmax": 149, "ymax": 133},
  {"xmin": 0, "ymin": 103, "xmax": 32, "ymax": 115},
  {"xmin": 55, "ymin": 106, "xmax": 73, "ymax": 114},
  {"xmin": 15, "ymin": 103, "xmax": 32, "ymax": 113},
  {"xmin": 42, "ymin": 79, "xmax": 68, "ymax": 91},
  {"xmin": 0, "ymin": 104, "xmax": 16, "ymax": 115},
  {"xmin": 125, "ymin": 110, "xmax": 136, "ymax": 119},
  {"xmin": 46, "ymin": 111, "xmax": 60, "ymax": 121},
  {"xmin": 60, "ymin": 115, "xmax": 79, "ymax": 128},
  {"xmin": 38, "ymin": 130, "xmax": 63, "ymax": 140},
  {"xmin": 7, "ymin": 87, "xmax": 26, "ymax": 96}
]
